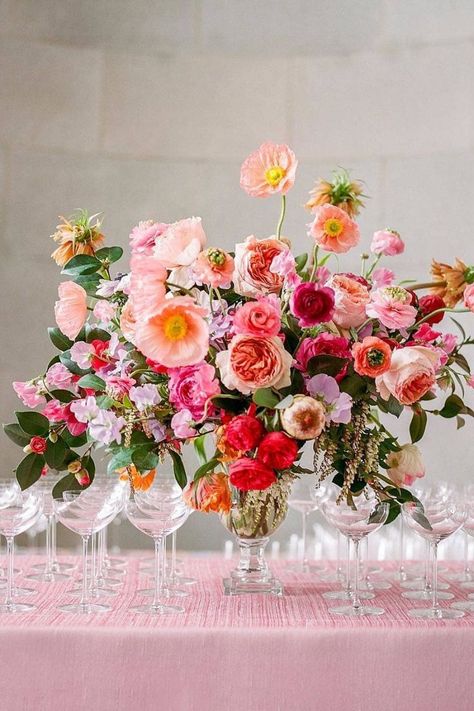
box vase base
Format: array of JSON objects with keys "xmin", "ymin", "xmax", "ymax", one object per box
[{"xmin": 223, "ymin": 576, "xmax": 283, "ymax": 596}]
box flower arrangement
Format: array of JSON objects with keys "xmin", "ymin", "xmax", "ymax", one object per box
[{"xmin": 4, "ymin": 142, "xmax": 474, "ymax": 526}]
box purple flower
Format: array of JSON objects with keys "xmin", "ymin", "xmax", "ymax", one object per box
[
  {"xmin": 70, "ymin": 396, "xmax": 100, "ymax": 423},
  {"xmin": 147, "ymin": 418, "xmax": 167, "ymax": 443},
  {"xmin": 171, "ymin": 409, "xmax": 196, "ymax": 439},
  {"xmin": 129, "ymin": 384, "xmax": 161, "ymax": 411},
  {"xmin": 306, "ymin": 374, "xmax": 353, "ymax": 424},
  {"xmin": 289, "ymin": 282, "xmax": 335, "ymax": 328},
  {"xmin": 89, "ymin": 410, "xmax": 126, "ymax": 445}
]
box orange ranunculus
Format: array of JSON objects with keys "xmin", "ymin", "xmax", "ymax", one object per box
[
  {"xmin": 118, "ymin": 465, "xmax": 156, "ymax": 492},
  {"xmin": 183, "ymin": 473, "xmax": 231, "ymax": 514},
  {"xmin": 51, "ymin": 212, "xmax": 105, "ymax": 267},
  {"xmin": 352, "ymin": 336, "xmax": 392, "ymax": 378}
]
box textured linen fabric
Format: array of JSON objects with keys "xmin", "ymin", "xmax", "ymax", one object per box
[{"xmin": 0, "ymin": 555, "xmax": 473, "ymax": 711}]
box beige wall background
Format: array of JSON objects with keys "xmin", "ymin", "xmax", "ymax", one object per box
[{"xmin": 1, "ymin": 0, "xmax": 473, "ymax": 550}]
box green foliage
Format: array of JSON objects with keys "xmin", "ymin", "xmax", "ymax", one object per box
[
  {"xmin": 61, "ymin": 430, "xmax": 88, "ymax": 448},
  {"xmin": 339, "ymin": 374, "xmax": 367, "ymax": 399},
  {"xmin": 44, "ymin": 438, "xmax": 67, "ymax": 469},
  {"xmin": 131, "ymin": 447, "xmax": 159, "ymax": 473},
  {"xmin": 62, "ymin": 254, "xmax": 101, "ymax": 276},
  {"xmin": 16, "ymin": 453, "xmax": 44, "ymax": 490},
  {"xmin": 439, "ymin": 394, "xmax": 464, "ymax": 418},
  {"xmin": 52, "ymin": 471, "xmax": 94, "ymax": 500},
  {"xmin": 48, "ymin": 327, "xmax": 73, "ymax": 351},
  {"xmin": 59, "ymin": 351, "xmax": 90, "ymax": 376},
  {"xmin": 409, "ymin": 408, "xmax": 427, "ymax": 443},
  {"xmin": 193, "ymin": 435, "xmax": 207, "ymax": 465},
  {"xmin": 193, "ymin": 455, "xmax": 220, "ymax": 482},
  {"xmin": 169, "ymin": 450, "xmax": 187, "ymax": 489},
  {"xmin": 252, "ymin": 388, "xmax": 280, "ymax": 408},
  {"xmin": 15, "ymin": 411, "xmax": 49, "ymax": 436},
  {"xmin": 85, "ymin": 327, "xmax": 111, "ymax": 343},
  {"xmin": 307, "ymin": 354, "xmax": 348, "ymax": 378},
  {"xmin": 49, "ymin": 389, "xmax": 76, "ymax": 403},
  {"xmin": 95, "ymin": 246, "xmax": 123, "ymax": 264},
  {"xmin": 3, "ymin": 423, "xmax": 30, "ymax": 447},
  {"xmin": 77, "ymin": 374, "xmax": 106, "ymax": 391}
]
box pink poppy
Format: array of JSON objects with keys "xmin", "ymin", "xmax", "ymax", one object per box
[
  {"xmin": 129, "ymin": 254, "xmax": 167, "ymax": 321},
  {"xmin": 153, "ymin": 217, "xmax": 207, "ymax": 269},
  {"xmin": 308, "ymin": 204, "xmax": 360, "ymax": 254},
  {"xmin": 240, "ymin": 142, "xmax": 297, "ymax": 198}
]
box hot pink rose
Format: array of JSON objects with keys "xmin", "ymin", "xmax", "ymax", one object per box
[
  {"xmin": 370, "ymin": 229, "xmax": 405, "ymax": 256},
  {"xmin": 129, "ymin": 220, "xmax": 168, "ymax": 255},
  {"xmin": 327, "ymin": 274, "xmax": 370, "ymax": 329},
  {"xmin": 367, "ymin": 287, "xmax": 417, "ymax": 330},
  {"xmin": 375, "ymin": 345, "xmax": 439, "ymax": 405},
  {"xmin": 295, "ymin": 333, "xmax": 352, "ymax": 380},
  {"xmin": 309, "ymin": 204, "xmax": 360, "ymax": 254},
  {"xmin": 153, "ymin": 217, "xmax": 207, "ymax": 269},
  {"xmin": 169, "ymin": 362, "xmax": 220, "ymax": 421},
  {"xmin": 233, "ymin": 236, "xmax": 286, "ymax": 297},
  {"xmin": 216, "ymin": 335, "xmax": 292, "ymax": 395},
  {"xmin": 464, "ymin": 284, "xmax": 474, "ymax": 313},
  {"xmin": 233, "ymin": 295, "xmax": 281, "ymax": 337}
]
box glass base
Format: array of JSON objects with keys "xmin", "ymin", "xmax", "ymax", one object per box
[
  {"xmin": 400, "ymin": 579, "xmax": 449, "ymax": 590},
  {"xmin": 460, "ymin": 581, "xmax": 474, "ymax": 590},
  {"xmin": 329, "ymin": 604, "xmax": 384, "ymax": 616},
  {"xmin": 26, "ymin": 571, "xmax": 70, "ymax": 582},
  {"xmin": 360, "ymin": 580, "xmax": 392, "ymax": 591},
  {"xmin": 69, "ymin": 586, "xmax": 118, "ymax": 598},
  {"xmin": 138, "ymin": 586, "xmax": 190, "ymax": 598},
  {"xmin": 130, "ymin": 602, "xmax": 184, "ymax": 615},
  {"xmin": 323, "ymin": 589, "xmax": 374, "ymax": 600},
  {"xmin": 451, "ymin": 600, "xmax": 474, "ymax": 612},
  {"xmin": 31, "ymin": 561, "xmax": 74, "ymax": 574},
  {"xmin": 408, "ymin": 607, "xmax": 464, "ymax": 619},
  {"xmin": 223, "ymin": 575, "xmax": 283, "ymax": 596},
  {"xmin": 286, "ymin": 561, "xmax": 326, "ymax": 574},
  {"xmin": 0, "ymin": 601, "xmax": 36, "ymax": 613},
  {"xmin": 175, "ymin": 575, "xmax": 197, "ymax": 586},
  {"xmin": 12, "ymin": 586, "xmax": 37, "ymax": 597},
  {"xmin": 58, "ymin": 602, "xmax": 110, "ymax": 614},
  {"xmin": 402, "ymin": 589, "xmax": 453, "ymax": 601}
]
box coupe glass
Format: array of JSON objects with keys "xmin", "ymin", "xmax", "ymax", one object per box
[
  {"xmin": 452, "ymin": 503, "xmax": 474, "ymax": 613},
  {"xmin": 0, "ymin": 485, "xmax": 42, "ymax": 613},
  {"xmin": 287, "ymin": 476, "xmax": 324, "ymax": 573},
  {"xmin": 402, "ymin": 501, "xmax": 466, "ymax": 619},
  {"xmin": 54, "ymin": 487, "xmax": 124, "ymax": 613},
  {"xmin": 126, "ymin": 485, "xmax": 190, "ymax": 615},
  {"xmin": 322, "ymin": 496, "xmax": 389, "ymax": 616}
]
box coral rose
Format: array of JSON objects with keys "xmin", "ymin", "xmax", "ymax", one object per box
[
  {"xmin": 229, "ymin": 458, "xmax": 276, "ymax": 491},
  {"xmin": 54, "ymin": 281, "xmax": 88, "ymax": 341},
  {"xmin": 370, "ymin": 229, "xmax": 405, "ymax": 256},
  {"xmin": 240, "ymin": 142, "xmax": 297, "ymax": 198},
  {"xmin": 375, "ymin": 345, "xmax": 439, "ymax": 405},
  {"xmin": 257, "ymin": 432, "xmax": 298, "ymax": 470},
  {"xmin": 233, "ymin": 236, "xmax": 286, "ymax": 297},
  {"xmin": 289, "ymin": 282, "xmax": 335, "ymax": 328},
  {"xmin": 232, "ymin": 295, "xmax": 281, "ymax": 337},
  {"xmin": 280, "ymin": 395, "xmax": 326, "ymax": 440},
  {"xmin": 352, "ymin": 336, "xmax": 392, "ymax": 378},
  {"xmin": 386, "ymin": 444, "xmax": 425, "ymax": 487},
  {"xmin": 367, "ymin": 287, "xmax": 417, "ymax": 330},
  {"xmin": 183, "ymin": 473, "xmax": 232, "ymax": 514},
  {"xmin": 224, "ymin": 414, "xmax": 265, "ymax": 452},
  {"xmin": 153, "ymin": 217, "xmax": 207, "ymax": 269},
  {"xmin": 327, "ymin": 274, "xmax": 370, "ymax": 329},
  {"xmin": 296, "ymin": 333, "xmax": 352, "ymax": 380},
  {"xmin": 193, "ymin": 248, "xmax": 234, "ymax": 288},
  {"xmin": 464, "ymin": 284, "xmax": 474, "ymax": 313},
  {"xmin": 418, "ymin": 294, "xmax": 446, "ymax": 324},
  {"xmin": 216, "ymin": 335, "xmax": 292, "ymax": 395},
  {"xmin": 308, "ymin": 204, "xmax": 360, "ymax": 254}
]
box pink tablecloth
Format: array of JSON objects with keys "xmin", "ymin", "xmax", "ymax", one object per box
[{"xmin": 0, "ymin": 555, "xmax": 473, "ymax": 711}]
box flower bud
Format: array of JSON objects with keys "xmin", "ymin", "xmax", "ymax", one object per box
[{"xmin": 67, "ymin": 460, "xmax": 82, "ymax": 474}]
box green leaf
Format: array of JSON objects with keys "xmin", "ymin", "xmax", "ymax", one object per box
[
  {"xmin": 15, "ymin": 411, "xmax": 49, "ymax": 436},
  {"xmin": 59, "ymin": 351, "xmax": 90, "ymax": 376},
  {"xmin": 409, "ymin": 408, "xmax": 427, "ymax": 444},
  {"xmin": 453, "ymin": 352, "xmax": 471, "ymax": 374},
  {"xmin": 456, "ymin": 415, "xmax": 466, "ymax": 430},
  {"xmin": 44, "ymin": 438, "xmax": 67, "ymax": 469},
  {"xmin": 252, "ymin": 388, "xmax": 280, "ymax": 408},
  {"xmin": 96, "ymin": 395, "xmax": 116, "ymax": 409},
  {"xmin": 85, "ymin": 327, "xmax": 111, "ymax": 344},
  {"xmin": 410, "ymin": 507, "xmax": 433, "ymax": 531},
  {"xmin": 339, "ymin": 374, "xmax": 367, "ymax": 399},
  {"xmin": 95, "ymin": 246, "xmax": 123, "ymax": 264},
  {"xmin": 107, "ymin": 449, "xmax": 133, "ymax": 474},
  {"xmin": 74, "ymin": 273, "xmax": 101, "ymax": 295},
  {"xmin": 295, "ymin": 253, "xmax": 308, "ymax": 272},
  {"xmin": 131, "ymin": 447, "xmax": 159, "ymax": 473},
  {"xmin": 193, "ymin": 435, "xmax": 207, "ymax": 465},
  {"xmin": 169, "ymin": 450, "xmax": 187, "ymax": 489},
  {"xmin": 62, "ymin": 254, "xmax": 101, "ymax": 276},
  {"xmin": 3, "ymin": 423, "xmax": 31, "ymax": 447},
  {"xmin": 129, "ymin": 430, "xmax": 154, "ymax": 447},
  {"xmin": 439, "ymin": 394, "xmax": 464, "ymax": 418},
  {"xmin": 274, "ymin": 394, "xmax": 294, "ymax": 410},
  {"xmin": 210, "ymin": 394, "xmax": 246, "ymax": 414},
  {"xmin": 450, "ymin": 317, "xmax": 466, "ymax": 341},
  {"xmin": 77, "ymin": 374, "xmax": 106, "ymax": 391},
  {"xmin": 16, "ymin": 453, "xmax": 44, "ymax": 490},
  {"xmin": 82, "ymin": 454, "xmax": 96, "ymax": 477},
  {"xmin": 48, "ymin": 327, "xmax": 73, "ymax": 351},
  {"xmin": 49, "ymin": 389, "xmax": 76, "ymax": 403},
  {"xmin": 193, "ymin": 457, "xmax": 219, "ymax": 482},
  {"xmin": 378, "ymin": 395, "xmax": 404, "ymax": 418},
  {"xmin": 307, "ymin": 355, "xmax": 348, "ymax": 378},
  {"xmin": 52, "ymin": 472, "xmax": 93, "ymax": 500},
  {"xmin": 61, "ymin": 430, "xmax": 88, "ymax": 448}
]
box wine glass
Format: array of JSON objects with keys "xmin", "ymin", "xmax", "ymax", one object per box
[
  {"xmin": 322, "ymin": 496, "xmax": 389, "ymax": 616},
  {"xmin": 402, "ymin": 500, "xmax": 466, "ymax": 619},
  {"xmin": 126, "ymin": 486, "xmax": 190, "ymax": 615},
  {"xmin": 451, "ymin": 502, "xmax": 474, "ymax": 613},
  {"xmin": 287, "ymin": 476, "xmax": 324, "ymax": 573},
  {"xmin": 0, "ymin": 485, "xmax": 42, "ymax": 613},
  {"xmin": 54, "ymin": 487, "xmax": 124, "ymax": 613}
]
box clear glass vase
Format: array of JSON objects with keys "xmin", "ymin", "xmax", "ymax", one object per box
[{"xmin": 220, "ymin": 474, "xmax": 293, "ymax": 596}]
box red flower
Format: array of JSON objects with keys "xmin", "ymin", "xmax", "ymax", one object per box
[
  {"xmin": 257, "ymin": 432, "xmax": 298, "ymax": 470},
  {"xmin": 229, "ymin": 458, "xmax": 276, "ymax": 491},
  {"xmin": 225, "ymin": 414, "xmax": 265, "ymax": 451},
  {"xmin": 64, "ymin": 404, "xmax": 87, "ymax": 437},
  {"xmin": 289, "ymin": 282, "xmax": 335, "ymax": 327},
  {"xmin": 90, "ymin": 339, "xmax": 109, "ymax": 370},
  {"xmin": 29, "ymin": 436, "xmax": 47, "ymax": 454},
  {"xmin": 418, "ymin": 294, "xmax": 445, "ymax": 324},
  {"xmin": 296, "ymin": 333, "xmax": 352, "ymax": 381},
  {"xmin": 146, "ymin": 357, "xmax": 169, "ymax": 374}
]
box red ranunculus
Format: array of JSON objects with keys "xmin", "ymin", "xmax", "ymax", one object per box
[
  {"xmin": 257, "ymin": 432, "xmax": 298, "ymax": 470},
  {"xmin": 296, "ymin": 333, "xmax": 352, "ymax": 381},
  {"xmin": 90, "ymin": 339, "xmax": 109, "ymax": 370},
  {"xmin": 418, "ymin": 294, "xmax": 445, "ymax": 324},
  {"xmin": 289, "ymin": 282, "xmax": 335, "ymax": 327},
  {"xmin": 146, "ymin": 357, "xmax": 169, "ymax": 374},
  {"xmin": 29, "ymin": 436, "xmax": 47, "ymax": 454},
  {"xmin": 229, "ymin": 458, "xmax": 276, "ymax": 491},
  {"xmin": 225, "ymin": 414, "xmax": 265, "ymax": 452}
]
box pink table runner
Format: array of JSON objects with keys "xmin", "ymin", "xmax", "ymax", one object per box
[{"xmin": 1, "ymin": 555, "xmax": 473, "ymax": 711}]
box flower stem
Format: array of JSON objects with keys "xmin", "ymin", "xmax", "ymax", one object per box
[
  {"xmin": 276, "ymin": 195, "xmax": 286, "ymax": 239},
  {"xmin": 164, "ymin": 281, "xmax": 195, "ymax": 297},
  {"xmin": 411, "ymin": 307, "xmax": 469, "ymax": 330}
]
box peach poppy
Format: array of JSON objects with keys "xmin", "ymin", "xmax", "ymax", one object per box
[
  {"xmin": 193, "ymin": 248, "xmax": 235, "ymax": 288},
  {"xmin": 54, "ymin": 281, "xmax": 88, "ymax": 340},
  {"xmin": 120, "ymin": 300, "xmax": 137, "ymax": 344},
  {"xmin": 308, "ymin": 203, "xmax": 360, "ymax": 254},
  {"xmin": 240, "ymin": 142, "xmax": 297, "ymax": 198},
  {"xmin": 135, "ymin": 296, "xmax": 209, "ymax": 367},
  {"xmin": 129, "ymin": 254, "xmax": 167, "ymax": 321},
  {"xmin": 153, "ymin": 217, "xmax": 207, "ymax": 269}
]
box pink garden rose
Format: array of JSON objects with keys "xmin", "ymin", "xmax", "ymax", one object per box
[
  {"xmin": 295, "ymin": 333, "xmax": 352, "ymax": 380},
  {"xmin": 308, "ymin": 204, "xmax": 360, "ymax": 254},
  {"xmin": 233, "ymin": 236, "xmax": 286, "ymax": 297},
  {"xmin": 375, "ymin": 345, "xmax": 439, "ymax": 405},
  {"xmin": 129, "ymin": 220, "xmax": 168, "ymax": 256},
  {"xmin": 54, "ymin": 281, "xmax": 88, "ymax": 341},
  {"xmin": 386, "ymin": 444, "xmax": 425, "ymax": 487},
  {"xmin": 464, "ymin": 284, "xmax": 474, "ymax": 313},
  {"xmin": 240, "ymin": 142, "xmax": 297, "ymax": 198},
  {"xmin": 367, "ymin": 286, "xmax": 417, "ymax": 330},
  {"xmin": 233, "ymin": 295, "xmax": 281, "ymax": 337},
  {"xmin": 169, "ymin": 362, "xmax": 220, "ymax": 421},
  {"xmin": 216, "ymin": 335, "xmax": 292, "ymax": 394},
  {"xmin": 153, "ymin": 217, "xmax": 207, "ymax": 269},
  {"xmin": 326, "ymin": 274, "xmax": 370, "ymax": 328},
  {"xmin": 370, "ymin": 229, "xmax": 405, "ymax": 256}
]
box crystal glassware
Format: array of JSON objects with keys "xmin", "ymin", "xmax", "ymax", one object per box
[
  {"xmin": 402, "ymin": 500, "xmax": 466, "ymax": 619},
  {"xmin": 287, "ymin": 476, "xmax": 325, "ymax": 573},
  {"xmin": 0, "ymin": 485, "xmax": 42, "ymax": 613},
  {"xmin": 452, "ymin": 503, "xmax": 474, "ymax": 613}
]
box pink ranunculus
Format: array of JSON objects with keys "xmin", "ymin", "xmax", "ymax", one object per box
[
  {"xmin": 193, "ymin": 248, "xmax": 234, "ymax": 288},
  {"xmin": 42, "ymin": 399, "xmax": 67, "ymax": 422},
  {"xmin": 372, "ymin": 267, "xmax": 395, "ymax": 289},
  {"xmin": 327, "ymin": 274, "xmax": 370, "ymax": 329},
  {"xmin": 464, "ymin": 284, "xmax": 474, "ymax": 312},
  {"xmin": 240, "ymin": 142, "xmax": 297, "ymax": 198},
  {"xmin": 289, "ymin": 282, "xmax": 335, "ymax": 328},
  {"xmin": 129, "ymin": 253, "xmax": 167, "ymax": 322},
  {"xmin": 375, "ymin": 345, "xmax": 439, "ymax": 405},
  {"xmin": 295, "ymin": 333, "xmax": 352, "ymax": 380},
  {"xmin": 129, "ymin": 220, "xmax": 168, "ymax": 255},
  {"xmin": 367, "ymin": 286, "xmax": 417, "ymax": 330},
  {"xmin": 233, "ymin": 236, "xmax": 286, "ymax": 297},
  {"xmin": 216, "ymin": 335, "xmax": 292, "ymax": 395},
  {"xmin": 169, "ymin": 362, "xmax": 220, "ymax": 421},
  {"xmin": 232, "ymin": 295, "xmax": 281, "ymax": 337},
  {"xmin": 54, "ymin": 281, "xmax": 88, "ymax": 341},
  {"xmin": 153, "ymin": 217, "xmax": 207, "ymax": 269},
  {"xmin": 171, "ymin": 409, "xmax": 197, "ymax": 439},
  {"xmin": 93, "ymin": 300, "xmax": 116, "ymax": 325},
  {"xmin": 13, "ymin": 380, "xmax": 46, "ymax": 408},
  {"xmin": 45, "ymin": 363, "xmax": 74, "ymax": 390},
  {"xmin": 370, "ymin": 229, "xmax": 405, "ymax": 256},
  {"xmin": 308, "ymin": 204, "xmax": 360, "ymax": 254}
]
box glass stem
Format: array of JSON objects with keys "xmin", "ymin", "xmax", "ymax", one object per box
[
  {"xmin": 45, "ymin": 514, "xmax": 53, "ymax": 575},
  {"xmin": 399, "ymin": 515, "xmax": 405, "ymax": 582},
  {"xmin": 5, "ymin": 537, "xmax": 14, "ymax": 608},
  {"xmin": 431, "ymin": 540, "xmax": 440, "ymax": 616},
  {"xmin": 51, "ymin": 514, "xmax": 58, "ymax": 566},
  {"xmin": 98, "ymin": 529, "xmax": 105, "ymax": 579},
  {"xmin": 352, "ymin": 539, "xmax": 361, "ymax": 611},
  {"xmin": 336, "ymin": 531, "xmax": 342, "ymax": 578},
  {"xmin": 80, "ymin": 535, "xmax": 90, "ymax": 608},
  {"xmin": 301, "ymin": 512, "xmax": 308, "ymax": 568},
  {"xmin": 90, "ymin": 533, "xmax": 97, "ymax": 593},
  {"xmin": 170, "ymin": 531, "xmax": 177, "ymax": 583},
  {"xmin": 424, "ymin": 540, "xmax": 432, "ymax": 593},
  {"xmin": 345, "ymin": 536, "xmax": 352, "ymax": 593},
  {"xmin": 464, "ymin": 531, "xmax": 471, "ymax": 580},
  {"xmin": 152, "ymin": 537, "xmax": 163, "ymax": 609}
]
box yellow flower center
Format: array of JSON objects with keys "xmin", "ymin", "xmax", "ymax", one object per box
[
  {"xmin": 265, "ymin": 166, "xmax": 285, "ymax": 187},
  {"xmin": 323, "ymin": 218, "xmax": 343, "ymax": 237},
  {"xmin": 163, "ymin": 314, "xmax": 188, "ymax": 341}
]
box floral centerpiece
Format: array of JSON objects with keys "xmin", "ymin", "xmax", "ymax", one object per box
[{"xmin": 4, "ymin": 143, "xmax": 474, "ymax": 586}]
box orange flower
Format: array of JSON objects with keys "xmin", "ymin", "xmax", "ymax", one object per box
[
  {"xmin": 51, "ymin": 211, "xmax": 105, "ymax": 267},
  {"xmin": 215, "ymin": 425, "xmax": 241, "ymax": 463},
  {"xmin": 430, "ymin": 258, "xmax": 470, "ymax": 308},
  {"xmin": 352, "ymin": 336, "xmax": 392, "ymax": 378},
  {"xmin": 183, "ymin": 473, "xmax": 231, "ymax": 514},
  {"xmin": 305, "ymin": 170, "xmax": 365, "ymax": 218},
  {"xmin": 118, "ymin": 465, "xmax": 156, "ymax": 492}
]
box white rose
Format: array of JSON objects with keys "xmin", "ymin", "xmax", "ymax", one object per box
[{"xmin": 386, "ymin": 444, "xmax": 425, "ymax": 487}]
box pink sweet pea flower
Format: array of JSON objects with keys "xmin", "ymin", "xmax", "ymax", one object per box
[
  {"xmin": 372, "ymin": 267, "xmax": 395, "ymax": 288},
  {"xmin": 93, "ymin": 300, "xmax": 116, "ymax": 325},
  {"xmin": 70, "ymin": 396, "xmax": 100, "ymax": 423},
  {"xmin": 54, "ymin": 281, "xmax": 88, "ymax": 341},
  {"xmin": 171, "ymin": 409, "xmax": 197, "ymax": 439},
  {"xmin": 42, "ymin": 399, "xmax": 67, "ymax": 422},
  {"xmin": 270, "ymin": 249, "xmax": 301, "ymax": 288},
  {"xmin": 370, "ymin": 229, "xmax": 405, "ymax": 256},
  {"xmin": 366, "ymin": 287, "xmax": 417, "ymax": 330},
  {"xmin": 464, "ymin": 284, "xmax": 474, "ymax": 312},
  {"xmin": 13, "ymin": 380, "xmax": 46, "ymax": 408},
  {"xmin": 129, "ymin": 384, "xmax": 161, "ymax": 411},
  {"xmin": 88, "ymin": 410, "xmax": 125, "ymax": 445},
  {"xmin": 438, "ymin": 333, "xmax": 458, "ymax": 354},
  {"xmin": 45, "ymin": 363, "xmax": 74, "ymax": 390},
  {"xmin": 412, "ymin": 323, "xmax": 441, "ymax": 344},
  {"xmin": 70, "ymin": 341, "xmax": 94, "ymax": 369},
  {"xmin": 240, "ymin": 142, "xmax": 297, "ymax": 198},
  {"xmin": 105, "ymin": 374, "xmax": 135, "ymax": 398}
]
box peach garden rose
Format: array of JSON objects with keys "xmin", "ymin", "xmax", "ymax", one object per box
[
  {"xmin": 216, "ymin": 334, "xmax": 292, "ymax": 394},
  {"xmin": 375, "ymin": 345, "xmax": 439, "ymax": 405},
  {"xmin": 233, "ymin": 236, "xmax": 287, "ymax": 297}
]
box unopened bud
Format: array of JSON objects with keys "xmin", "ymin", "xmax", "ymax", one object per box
[
  {"xmin": 67, "ymin": 460, "xmax": 82, "ymax": 474},
  {"xmin": 49, "ymin": 431, "xmax": 58, "ymax": 443}
]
